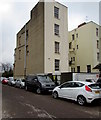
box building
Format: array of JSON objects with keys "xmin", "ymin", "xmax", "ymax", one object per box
[
  {"xmin": 69, "ymin": 21, "xmax": 101, "ymax": 73},
  {"xmin": 14, "ymin": 0, "xmax": 69, "ymax": 82}
]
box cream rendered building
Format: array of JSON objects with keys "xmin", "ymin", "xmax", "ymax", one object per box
[
  {"xmin": 14, "ymin": 0, "xmax": 69, "ymax": 79},
  {"xmin": 69, "ymin": 21, "xmax": 100, "ymax": 73}
]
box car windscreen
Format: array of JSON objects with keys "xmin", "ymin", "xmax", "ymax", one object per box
[
  {"xmin": 88, "ymin": 84, "xmax": 101, "ymax": 89},
  {"xmin": 38, "ymin": 76, "xmax": 53, "ymax": 83}
]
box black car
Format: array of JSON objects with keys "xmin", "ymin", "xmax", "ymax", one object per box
[
  {"xmin": 96, "ymin": 78, "xmax": 101, "ymax": 87},
  {"xmin": 25, "ymin": 74, "xmax": 56, "ymax": 94}
]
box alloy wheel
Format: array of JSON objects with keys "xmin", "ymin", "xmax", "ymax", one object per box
[
  {"xmin": 77, "ymin": 96, "xmax": 86, "ymax": 106},
  {"xmin": 53, "ymin": 92, "xmax": 58, "ymax": 99},
  {"xmin": 36, "ymin": 88, "xmax": 41, "ymax": 94}
]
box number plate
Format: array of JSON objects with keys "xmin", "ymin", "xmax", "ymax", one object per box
[{"xmin": 95, "ymin": 91, "xmax": 100, "ymax": 94}]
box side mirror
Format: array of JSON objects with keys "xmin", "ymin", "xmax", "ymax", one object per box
[
  {"xmin": 59, "ymin": 86, "xmax": 62, "ymax": 89},
  {"xmin": 34, "ymin": 79, "xmax": 38, "ymax": 82}
]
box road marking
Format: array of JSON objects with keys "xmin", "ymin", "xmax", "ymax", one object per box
[{"xmin": 23, "ymin": 103, "xmax": 56, "ymax": 119}]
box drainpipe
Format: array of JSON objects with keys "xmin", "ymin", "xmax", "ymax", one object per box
[{"xmin": 24, "ymin": 24, "xmax": 26, "ymax": 78}]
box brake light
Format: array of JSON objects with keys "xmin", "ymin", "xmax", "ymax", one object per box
[{"xmin": 85, "ymin": 85, "xmax": 92, "ymax": 92}]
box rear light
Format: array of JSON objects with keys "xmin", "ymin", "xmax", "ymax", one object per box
[{"xmin": 85, "ymin": 85, "xmax": 92, "ymax": 92}]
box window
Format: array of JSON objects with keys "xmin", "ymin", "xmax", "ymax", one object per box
[
  {"xmin": 77, "ymin": 66, "xmax": 80, "ymax": 73},
  {"xmin": 54, "ymin": 24, "xmax": 59, "ymax": 36},
  {"xmin": 71, "ymin": 68, "xmax": 75, "ymax": 72},
  {"xmin": 97, "ymin": 52, "xmax": 99, "ymax": 61},
  {"xmin": 55, "ymin": 42, "xmax": 60, "ymax": 54},
  {"xmin": 26, "ymin": 45, "xmax": 29, "ymax": 56},
  {"xmin": 96, "ymin": 28, "xmax": 98, "ymax": 36},
  {"xmin": 54, "ymin": 6, "xmax": 59, "ymax": 19},
  {"xmin": 73, "ymin": 57, "xmax": 75, "ymax": 61},
  {"xmin": 77, "ymin": 45, "xmax": 78, "ymax": 49},
  {"xmin": 76, "ymin": 33, "xmax": 78, "ymax": 38},
  {"xmin": 55, "ymin": 59, "xmax": 60, "ymax": 71},
  {"xmin": 26, "ymin": 30, "xmax": 28, "ymax": 39},
  {"xmin": 60, "ymin": 82, "xmax": 72, "ymax": 88},
  {"xmin": 72, "ymin": 34, "xmax": 75, "ymax": 40},
  {"xmin": 87, "ymin": 65, "xmax": 91, "ymax": 73},
  {"xmin": 19, "ymin": 36, "xmax": 21, "ymax": 46},
  {"xmin": 97, "ymin": 40, "xmax": 99, "ymax": 49},
  {"xmin": 69, "ymin": 42, "xmax": 72, "ymax": 49},
  {"xmin": 19, "ymin": 50, "xmax": 21, "ymax": 60}
]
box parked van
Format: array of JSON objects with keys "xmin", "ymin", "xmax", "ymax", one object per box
[{"xmin": 25, "ymin": 74, "xmax": 56, "ymax": 94}]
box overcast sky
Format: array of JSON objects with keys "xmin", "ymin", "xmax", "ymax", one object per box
[{"xmin": 0, "ymin": 0, "xmax": 100, "ymax": 65}]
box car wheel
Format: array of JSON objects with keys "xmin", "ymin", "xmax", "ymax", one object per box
[
  {"xmin": 36, "ymin": 88, "xmax": 41, "ymax": 94},
  {"xmin": 20, "ymin": 85, "xmax": 22, "ymax": 89},
  {"xmin": 77, "ymin": 95, "xmax": 86, "ymax": 106},
  {"xmin": 53, "ymin": 91, "xmax": 58, "ymax": 99},
  {"xmin": 25, "ymin": 86, "xmax": 28, "ymax": 91}
]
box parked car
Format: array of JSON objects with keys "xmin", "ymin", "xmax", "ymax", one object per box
[
  {"xmin": 2, "ymin": 78, "xmax": 9, "ymax": 84},
  {"xmin": 52, "ymin": 81, "xmax": 101, "ymax": 105},
  {"xmin": 8, "ymin": 77, "xmax": 16, "ymax": 86},
  {"xmin": 25, "ymin": 74, "xmax": 56, "ymax": 94},
  {"xmin": 85, "ymin": 79, "xmax": 95, "ymax": 83},
  {"xmin": 15, "ymin": 79, "xmax": 25, "ymax": 88},
  {"xmin": 96, "ymin": 78, "xmax": 101, "ymax": 87},
  {"xmin": 0, "ymin": 77, "xmax": 5, "ymax": 83}
]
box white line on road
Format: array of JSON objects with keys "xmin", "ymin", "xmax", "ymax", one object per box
[{"xmin": 21, "ymin": 102, "xmax": 56, "ymax": 119}]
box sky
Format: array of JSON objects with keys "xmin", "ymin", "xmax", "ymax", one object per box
[{"xmin": 0, "ymin": 0, "xmax": 100, "ymax": 65}]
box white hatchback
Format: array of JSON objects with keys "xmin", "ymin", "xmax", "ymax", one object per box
[{"xmin": 52, "ymin": 81, "xmax": 101, "ymax": 105}]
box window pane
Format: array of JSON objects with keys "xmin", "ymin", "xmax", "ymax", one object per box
[
  {"xmin": 87, "ymin": 65, "xmax": 91, "ymax": 73},
  {"xmin": 55, "ymin": 59, "xmax": 60, "ymax": 71},
  {"xmin": 55, "ymin": 42, "xmax": 59, "ymax": 53},
  {"xmin": 96, "ymin": 28, "xmax": 98, "ymax": 36},
  {"xmin": 54, "ymin": 24, "xmax": 59, "ymax": 35},
  {"xmin": 54, "ymin": 6, "xmax": 59, "ymax": 19},
  {"xmin": 72, "ymin": 34, "xmax": 75, "ymax": 40}
]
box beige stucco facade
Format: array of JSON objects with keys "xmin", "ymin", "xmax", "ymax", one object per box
[
  {"xmin": 14, "ymin": 1, "xmax": 69, "ymax": 79},
  {"xmin": 69, "ymin": 21, "xmax": 101, "ymax": 73}
]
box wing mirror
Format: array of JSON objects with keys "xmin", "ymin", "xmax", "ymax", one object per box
[
  {"xmin": 59, "ymin": 86, "xmax": 62, "ymax": 89},
  {"xmin": 34, "ymin": 79, "xmax": 38, "ymax": 82}
]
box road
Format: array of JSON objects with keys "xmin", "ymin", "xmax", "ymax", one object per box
[{"xmin": 2, "ymin": 84, "xmax": 101, "ymax": 119}]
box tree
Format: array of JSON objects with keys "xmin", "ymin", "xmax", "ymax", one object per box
[{"xmin": 1, "ymin": 63, "xmax": 13, "ymax": 77}]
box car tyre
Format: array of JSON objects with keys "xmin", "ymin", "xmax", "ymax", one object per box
[
  {"xmin": 53, "ymin": 91, "xmax": 58, "ymax": 99},
  {"xmin": 25, "ymin": 86, "xmax": 28, "ymax": 91},
  {"xmin": 36, "ymin": 88, "xmax": 41, "ymax": 94},
  {"xmin": 77, "ymin": 95, "xmax": 86, "ymax": 106},
  {"xmin": 20, "ymin": 85, "xmax": 22, "ymax": 89}
]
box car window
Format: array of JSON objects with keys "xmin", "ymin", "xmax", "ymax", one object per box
[
  {"xmin": 88, "ymin": 84, "xmax": 101, "ymax": 89},
  {"xmin": 74, "ymin": 82, "xmax": 84, "ymax": 87},
  {"xmin": 37, "ymin": 76, "xmax": 52, "ymax": 83},
  {"xmin": 60, "ymin": 82, "xmax": 84, "ymax": 88},
  {"xmin": 60, "ymin": 82, "xmax": 71, "ymax": 88}
]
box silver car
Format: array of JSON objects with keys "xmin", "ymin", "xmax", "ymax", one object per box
[
  {"xmin": 15, "ymin": 79, "xmax": 25, "ymax": 88},
  {"xmin": 8, "ymin": 77, "xmax": 16, "ymax": 86}
]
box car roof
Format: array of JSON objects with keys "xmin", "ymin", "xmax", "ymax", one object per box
[{"xmin": 64, "ymin": 81, "xmax": 92, "ymax": 85}]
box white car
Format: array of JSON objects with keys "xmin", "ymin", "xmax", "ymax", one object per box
[
  {"xmin": 52, "ymin": 81, "xmax": 101, "ymax": 105},
  {"xmin": 15, "ymin": 79, "xmax": 25, "ymax": 88},
  {"xmin": 8, "ymin": 77, "xmax": 16, "ymax": 86}
]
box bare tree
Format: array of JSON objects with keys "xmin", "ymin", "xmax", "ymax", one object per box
[{"xmin": 1, "ymin": 63, "xmax": 13, "ymax": 72}]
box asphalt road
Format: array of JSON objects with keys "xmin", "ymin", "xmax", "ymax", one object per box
[{"xmin": 2, "ymin": 84, "xmax": 101, "ymax": 119}]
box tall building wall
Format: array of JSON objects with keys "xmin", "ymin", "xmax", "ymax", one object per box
[
  {"xmin": 44, "ymin": 1, "xmax": 68, "ymax": 74},
  {"xmin": 69, "ymin": 21, "xmax": 100, "ymax": 73},
  {"xmin": 27, "ymin": 2, "xmax": 44, "ymax": 75},
  {"xmin": 14, "ymin": 1, "xmax": 69, "ymax": 79}
]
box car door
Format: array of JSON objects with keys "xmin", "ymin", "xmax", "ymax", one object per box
[
  {"xmin": 71, "ymin": 82, "xmax": 84, "ymax": 100},
  {"xmin": 30, "ymin": 76, "xmax": 38, "ymax": 90},
  {"xmin": 58, "ymin": 82, "xmax": 73, "ymax": 99},
  {"xmin": 16, "ymin": 80, "xmax": 19, "ymax": 87}
]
